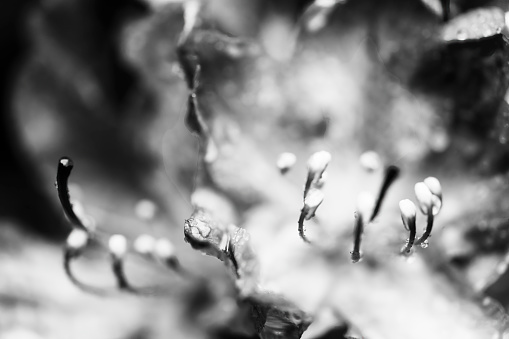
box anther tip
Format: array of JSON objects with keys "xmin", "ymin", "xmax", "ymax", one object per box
[
  {"xmin": 277, "ymin": 152, "xmax": 297, "ymax": 174},
  {"xmin": 359, "ymin": 150, "xmax": 381, "ymax": 172},
  {"xmin": 154, "ymin": 238, "xmax": 175, "ymax": 261},
  {"xmin": 307, "ymin": 151, "xmax": 331, "ymax": 174},
  {"xmin": 386, "ymin": 165, "xmax": 400, "ymax": 177},
  {"xmin": 414, "ymin": 182, "xmax": 433, "ymax": 214},
  {"xmin": 424, "ymin": 176, "xmax": 442, "ymax": 198},
  {"xmin": 350, "ymin": 251, "xmax": 363, "ymax": 263},
  {"xmin": 399, "ymin": 199, "xmax": 417, "ymax": 220},
  {"xmin": 66, "ymin": 229, "xmax": 89, "ymax": 250},
  {"xmin": 59, "ymin": 157, "xmax": 73, "ymax": 168},
  {"xmin": 109, "ymin": 234, "xmax": 128, "ymax": 258}
]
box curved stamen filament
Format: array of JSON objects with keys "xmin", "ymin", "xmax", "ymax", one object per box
[
  {"xmin": 56, "ymin": 157, "xmax": 192, "ymax": 296},
  {"xmin": 400, "ymin": 216, "xmax": 417, "ymax": 255},
  {"xmin": 55, "ymin": 157, "xmax": 87, "ymax": 231},
  {"xmin": 351, "ymin": 192, "xmax": 374, "ymax": 263},
  {"xmin": 415, "ymin": 205, "xmax": 434, "ymax": 247},
  {"xmin": 399, "ymin": 199, "xmax": 417, "ymax": 255},
  {"xmin": 63, "ymin": 250, "xmax": 107, "ymax": 296},
  {"xmin": 298, "ymin": 188, "xmax": 324, "ymax": 243},
  {"xmin": 298, "ymin": 209, "xmax": 311, "ymax": 243}
]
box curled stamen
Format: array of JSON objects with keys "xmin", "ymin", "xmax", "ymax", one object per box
[
  {"xmin": 298, "ymin": 188, "xmax": 325, "ymax": 243},
  {"xmin": 55, "ymin": 157, "xmax": 87, "ymax": 231},
  {"xmin": 277, "ymin": 152, "xmax": 297, "ymax": 175},
  {"xmin": 351, "ymin": 192, "xmax": 375, "ymax": 263},
  {"xmin": 369, "ymin": 165, "xmax": 400, "ymax": 222},
  {"xmin": 399, "ymin": 199, "xmax": 417, "ymax": 255},
  {"xmin": 414, "ymin": 183, "xmax": 435, "ymax": 247},
  {"xmin": 63, "ymin": 229, "xmax": 106, "ymax": 295},
  {"xmin": 304, "ymin": 151, "xmax": 331, "ymax": 199},
  {"xmin": 108, "ymin": 234, "xmax": 130, "ymax": 290}
]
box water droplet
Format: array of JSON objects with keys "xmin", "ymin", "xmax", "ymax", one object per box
[{"xmin": 420, "ymin": 241, "xmax": 429, "ymax": 249}]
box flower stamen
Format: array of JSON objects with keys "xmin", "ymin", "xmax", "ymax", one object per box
[
  {"xmin": 108, "ymin": 234, "xmax": 130, "ymax": 290},
  {"xmin": 298, "ymin": 188, "xmax": 325, "ymax": 243},
  {"xmin": 351, "ymin": 192, "xmax": 375, "ymax": 263},
  {"xmin": 369, "ymin": 165, "xmax": 400, "ymax": 222},
  {"xmin": 399, "ymin": 199, "xmax": 417, "ymax": 255},
  {"xmin": 55, "ymin": 157, "xmax": 87, "ymax": 231}
]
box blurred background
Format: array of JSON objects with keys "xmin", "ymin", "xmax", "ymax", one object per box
[{"xmin": 3, "ymin": 0, "xmax": 509, "ymax": 338}]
